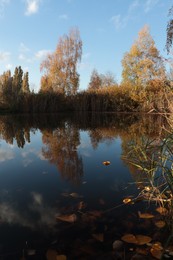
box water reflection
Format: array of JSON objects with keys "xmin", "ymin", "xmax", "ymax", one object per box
[{"xmin": 0, "ymin": 113, "xmax": 172, "ymax": 258}]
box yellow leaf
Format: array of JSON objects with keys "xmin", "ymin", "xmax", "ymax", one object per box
[
  {"xmin": 154, "ymin": 221, "xmax": 166, "ymax": 228},
  {"xmin": 152, "ymin": 242, "xmax": 163, "ymax": 251},
  {"xmin": 135, "ymin": 235, "xmax": 152, "ymax": 245},
  {"xmin": 70, "ymin": 192, "xmax": 81, "ymax": 198},
  {"xmin": 46, "ymin": 249, "xmax": 57, "ymax": 260},
  {"xmin": 156, "ymin": 207, "xmax": 168, "ymax": 216},
  {"xmin": 138, "ymin": 211, "xmax": 154, "ymax": 219},
  {"xmin": 121, "ymin": 234, "xmax": 138, "ymax": 244},
  {"xmin": 123, "ymin": 198, "xmax": 132, "ymax": 204},
  {"xmin": 56, "ymin": 214, "xmax": 77, "ymax": 223},
  {"xmin": 92, "ymin": 233, "xmax": 104, "ymax": 242},
  {"xmin": 150, "ymin": 248, "xmax": 162, "ymax": 259},
  {"xmin": 102, "ymin": 161, "xmax": 111, "ymax": 166},
  {"xmin": 56, "ymin": 255, "xmax": 67, "ymax": 260}
]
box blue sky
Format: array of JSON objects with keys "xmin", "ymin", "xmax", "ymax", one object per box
[{"xmin": 0, "ymin": 0, "xmax": 172, "ymax": 92}]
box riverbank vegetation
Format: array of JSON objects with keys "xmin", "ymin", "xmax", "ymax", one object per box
[{"xmin": 0, "ymin": 23, "xmax": 173, "ymax": 114}]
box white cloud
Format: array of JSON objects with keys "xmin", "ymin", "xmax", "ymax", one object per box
[
  {"xmin": 25, "ymin": 0, "xmax": 41, "ymax": 16},
  {"xmin": 59, "ymin": 14, "xmax": 69, "ymax": 20},
  {"xmin": 144, "ymin": 0, "xmax": 159, "ymax": 13},
  {"xmin": 35, "ymin": 49, "xmax": 51, "ymax": 60},
  {"xmin": 110, "ymin": 15, "xmax": 125, "ymax": 30},
  {"xmin": 0, "ymin": 0, "xmax": 10, "ymax": 18},
  {"xmin": 19, "ymin": 42, "xmax": 30, "ymax": 52},
  {"xmin": 0, "ymin": 51, "xmax": 10, "ymax": 62},
  {"xmin": 5, "ymin": 63, "xmax": 12, "ymax": 70},
  {"xmin": 0, "ymin": 149, "xmax": 14, "ymax": 162}
]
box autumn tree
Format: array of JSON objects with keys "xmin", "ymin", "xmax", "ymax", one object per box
[
  {"xmin": 40, "ymin": 28, "xmax": 82, "ymax": 95},
  {"xmin": 166, "ymin": 6, "xmax": 173, "ymax": 53},
  {"xmin": 121, "ymin": 25, "xmax": 166, "ymax": 87},
  {"xmin": 88, "ymin": 69, "xmax": 102, "ymax": 91},
  {"xmin": 12, "ymin": 66, "xmax": 23, "ymax": 96},
  {"xmin": 88, "ymin": 70, "xmax": 116, "ymax": 91},
  {"xmin": 0, "ymin": 70, "xmax": 13, "ymax": 103},
  {"xmin": 22, "ymin": 72, "xmax": 30, "ymax": 93}
]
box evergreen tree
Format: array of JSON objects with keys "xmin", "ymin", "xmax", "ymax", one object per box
[{"xmin": 22, "ymin": 72, "xmax": 30, "ymax": 93}]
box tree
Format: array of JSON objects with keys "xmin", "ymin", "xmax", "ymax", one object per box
[
  {"xmin": 40, "ymin": 28, "xmax": 82, "ymax": 95},
  {"xmin": 88, "ymin": 69, "xmax": 102, "ymax": 91},
  {"xmin": 88, "ymin": 70, "xmax": 117, "ymax": 91},
  {"xmin": 22, "ymin": 72, "xmax": 30, "ymax": 93},
  {"xmin": 0, "ymin": 70, "xmax": 13, "ymax": 103},
  {"xmin": 166, "ymin": 6, "xmax": 173, "ymax": 53},
  {"xmin": 121, "ymin": 25, "xmax": 166, "ymax": 87},
  {"xmin": 13, "ymin": 66, "xmax": 23, "ymax": 96}
]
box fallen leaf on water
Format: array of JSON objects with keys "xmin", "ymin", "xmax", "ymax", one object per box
[
  {"xmin": 56, "ymin": 214, "xmax": 77, "ymax": 223},
  {"xmin": 102, "ymin": 161, "xmax": 111, "ymax": 166},
  {"xmin": 154, "ymin": 220, "xmax": 166, "ymax": 228},
  {"xmin": 156, "ymin": 207, "xmax": 168, "ymax": 216},
  {"xmin": 123, "ymin": 198, "xmax": 132, "ymax": 204},
  {"xmin": 121, "ymin": 234, "xmax": 138, "ymax": 244},
  {"xmin": 135, "ymin": 235, "xmax": 152, "ymax": 245},
  {"xmin": 152, "ymin": 242, "xmax": 163, "ymax": 251},
  {"xmin": 46, "ymin": 249, "xmax": 57, "ymax": 260},
  {"xmin": 121, "ymin": 234, "xmax": 152, "ymax": 245},
  {"xmin": 92, "ymin": 233, "xmax": 104, "ymax": 242},
  {"xmin": 99, "ymin": 199, "xmax": 105, "ymax": 205},
  {"xmin": 78, "ymin": 201, "xmax": 86, "ymax": 210},
  {"xmin": 70, "ymin": 192, "xmax": 82, "ymax": 198},
  {"xmin": 150, "ymin": 248, "xmax": 163, "ymax": 259},
  {"xmin": 138, "ymin": 211, "xmax": 154, "ymax": 219},
  {"xmin": 56, "ymin": 255, "xmax": 67, "ymax": 260}
]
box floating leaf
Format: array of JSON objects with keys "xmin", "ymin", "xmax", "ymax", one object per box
[
  {"xmin": 70, "ymin": 192, "xmax": 82, "ymax": 198},
  {"xmin": 123, "ymin": 198, "xmax": 132, "ymax": 204},
  {"xmin": 156, "ymin": 207, "xmax": 168, "ymax": 215},
  {"xmin": 102, "ymin": 161, "xmax": 111, "ymax": 166},
  {"xmin": 150, "ymin": 248, "xmax": 162, "ymax": 259},
  {"xmin": 27, "ymin": 249, "xmax": 36, "ymax": 256},
  {"xmin": 121, "ymin": 234, "xmax": 138, "ymax": 244},
  {"xmin": 78, "ymin": 201, "xmax": 86, "ymax": 210},
  {"xmin": 46, "ymin": 249, "xmax": 57, "ymax": 260},
  {"xmin": 138, "ymin": 211, "xmax": 154, "ymax": 219},
  {"xmin": 135, "ymin": 235, "xmax": 152, "ymax": 245},
  {"xmin": 92, "ymin": 233, "xmax": 104, "ymax": 242},
  {"xmin": 155, "ymin": 221, "xmax": 166, "ymax": 228},
  {"xmin": 56, "ymin": 214, "xmax": 77, "ymax": 223},
  {"xmin": 152, "ymin": 242, "xmax": 163, "ymax": 251},
  {"xmin": 56, "ymin": 255, "xmax": 67, "ymax": 260}
]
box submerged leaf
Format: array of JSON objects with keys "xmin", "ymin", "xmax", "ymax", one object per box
[
  {"xmin": 56, "ymin": 214, "xmax": 77, "ymax": 223},
  {"xmin": 138, "ymin": 211, "xmax": 154, "ymax": 219},
  {"xmin": 155, "ymin": 221, "xmax": 166, "ymax": 228},
  {"xmin": 92, "ymin": 233, "xmax": 104, "ymax": 242},
  {"xmin": 156, "ymin": 207, "xmax": 168, "ymax": 215},
  {"xmin": 70, "ymin": 192, "xmax": 82, "ymax": 198},
  {"xmin": 56, "ymin": 255, "xmax": 67, "ymax": 260},
  {"xmin": 123, "ymin": 198, "xmax": 132, "ymax": 204},
  {"xmin": 46, "ymin": 249, "xmax": 57, "ymax": 260},
  {"xmin": 135, "ymin": 235, "xmax": 152, "ymax": 245},
  {"xmin": 102, "ymin": 161, "xmax": 111, "ymax": 166},
  {"xmin": 121, "ymin": 234, "xmax": 138, "ymax": 244},
  {"xmin": 150, "ymin": 248, "xmax": 162, "ymax": 259}
]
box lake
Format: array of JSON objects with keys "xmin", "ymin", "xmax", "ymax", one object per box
[{"xmin": 0, "ymin": 113, "xmax": 172, "ymax": 259}]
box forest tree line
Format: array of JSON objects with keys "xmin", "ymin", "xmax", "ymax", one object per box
[{"xmin": 1, "ymin": 20, "xmax": 173, "ymax": 113}]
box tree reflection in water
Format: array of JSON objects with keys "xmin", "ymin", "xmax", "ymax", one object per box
[{"xmin": 42, "ymin": 123, "xmax": 83, "ymax": 184}]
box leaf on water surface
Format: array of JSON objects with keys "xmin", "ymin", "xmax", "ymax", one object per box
[
  {"xmin": 123, "ymin": 198, "xmax": 132, "ymax": 204},
  {"xmin": 138, "ymin": 211, "xmax": 154, "ymax": 219},
  {"xmin": 92, "ymin": 233, "xmax": 104, "ymax": 242},
  {"xmin": 154, "ymin": 220, "xmax": 166, "ymax": 228},
  {"xmin": 56, "ymin": 214, "xmax": 77, "ymax": 223},
  {"xmin": 56, "ymin": 255, "xmax": 67, "ymax": 260},
  {"xmin": 99, "ymin": 198, "xmax": 105, "ymax": 205},
  {"xmin": 150, "ymin": 248, "xmax": 162, "ymax": 259},
  {"xmin": 156, "ymin": 207, "xmax": 168, "ymax": 215},
  {"xmin": 78, "ymin": 201, "xmax": 86, "ymax": 210},
  {"xmin": 152, "ymin": 242, "xmax": 163, "ymax": 251},
  {"xmin": 121, "ymin": 234, "xmax": 152, "ymax": 245},
  {"xmin": 102, "ymin": 161, "xmax": 111, "ymax": 166},
  {"xmin": 27, "ymin": 249, "xmax": 36, "ymax": 255},
  {"xmin": 70, "ymin": 192, "xmax": 82, "ymax": 198},
  {"xmin": 135, "ymin": 235, "xmax": 152, "ymax": 245},
  {"xmin": 46, "ymin": 249, "xmax": 57, "ymax": 260},
  {"xmin": 121, "ymin": 234, "xmax": 138, "ymax": 244}
]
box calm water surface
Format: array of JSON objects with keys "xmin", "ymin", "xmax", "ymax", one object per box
[{"xmin": 0, "ymin": 113, "xmax": 172, "ymax": 259}]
